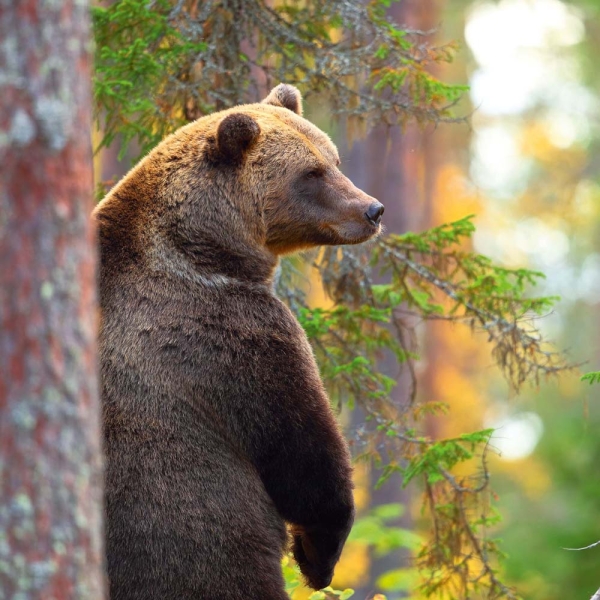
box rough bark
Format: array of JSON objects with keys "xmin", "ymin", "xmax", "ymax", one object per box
[{"xmin": 0, "ymin": 1, "xmax": 104, "ymax": 597}]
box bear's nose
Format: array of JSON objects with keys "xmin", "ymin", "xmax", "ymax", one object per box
[{"xmin": 365, "ymin": 202, "xmax": 385, "ymax": 226}]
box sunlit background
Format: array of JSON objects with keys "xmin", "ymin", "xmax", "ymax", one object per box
[
  {"xmin": 461, "ymin": 1, "xmax": 599, "ymax": 596},
  {"xmin": 335, "ymin": 0, "xmax": 600, "ymax": 597},
  {"xmin": 427, "ymin": 1, "xmax": 599, "ymax": 597}
]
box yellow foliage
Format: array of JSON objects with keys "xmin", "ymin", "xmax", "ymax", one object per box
[
  {"xmin": 430, "ymin": 362, "xmax": 484, "ymax": 436},
  {"xmin": 92, "ymin": 126, "xmax": 104, "ymax": 187},
  {"xmin": 490, "ymin": 454, "xmax": 551, "ymax": 499},
  {"xmin": 516, "ymin": 572, "xmax": 553, "ymax": 599},
  {"xmin": 573, "ymin": 180, "xmax": 600, "ymax": 223},
  {"xmin": 352, "ymin": 462, "xmax": 371, "ymax": 512},
  {"xmin": 519, "ymin": 122, "xmax": 586, "ymax": 170},
  {"xmin": 308, "ymin": 255, "xmax": 335, "ymax": 309},
  {"xmin": 557, "ymin": 372, "xmax": 586, "ymax": 400},
  {"xmin": 331, "ymin": 541, "xmax": 370, "ymax": 589},
  {"xmin": 434, "ymin": 164, "xmax": 482, "ymax": 223}
]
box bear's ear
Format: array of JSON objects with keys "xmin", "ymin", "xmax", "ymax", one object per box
[
  {"xmin": 216, "ymin": 113, "xmax": 261, "ymax": 164},
  {"xmin": 262, "ymin": 84, "xmax": 303, "ymax": 116}
]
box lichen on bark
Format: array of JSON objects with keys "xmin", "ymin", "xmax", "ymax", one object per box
[{"xmin": 0, "ymin": 1, "xmax": 104, "ymax": 597}]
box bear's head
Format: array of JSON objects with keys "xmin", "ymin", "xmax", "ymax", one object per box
[
  {"xmin": 208, "ymin": 84, "xmax": 384, "ymax": 254},
  {"xmin": 95, "ymin": 84, "xmax": 383, "ymax": 284}
]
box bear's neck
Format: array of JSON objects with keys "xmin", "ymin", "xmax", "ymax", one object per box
[
  {"xmin": 167, "ymin": 178, "xmax": 278, "ymax": 286},
  {"xmin": 96, "ymin": 188, "xmax": 279, "ymax": 289},
  {"xmin": 173, "ymin": 233, "xmax": 278, "ymax": 286}
]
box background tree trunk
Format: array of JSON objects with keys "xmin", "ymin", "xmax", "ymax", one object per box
[
  {"xmin": 344, "ymin": 1, "xmax": 443, "ymax": 594},
  {"xmin": 0, "ymin": 1, "xmax": 104, "ymax": 597}
]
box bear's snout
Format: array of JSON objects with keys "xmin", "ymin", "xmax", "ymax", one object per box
[{"xmin": 365, "ymin": 202, "xmax": 385, "ymax": 226}]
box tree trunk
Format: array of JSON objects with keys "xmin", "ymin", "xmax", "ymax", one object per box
[
  {"xmin": 344, "ymin": 0, "xmax": 444, "ymax": 594},
  {"xmin": 0, "ymin": 1, "xmax": 104, "ymax": 597}
]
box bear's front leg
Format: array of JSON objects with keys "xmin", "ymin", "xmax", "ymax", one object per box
[
  {"xmin": 292, "ymin": 516, "xmax": 354, "ymax": 590},
  {"xmin": 195, "ymin": 293, "xmax": 356, "ymax": 591}
]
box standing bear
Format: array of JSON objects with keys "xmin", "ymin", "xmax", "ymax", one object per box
[{"xmin": 95, "ymin": 84, "xmax": 384, "ymax": 600}]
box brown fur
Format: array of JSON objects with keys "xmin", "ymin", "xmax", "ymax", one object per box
[{"xmin": 95, "ymin": 84, "xmax": 383, "ymax": 599}]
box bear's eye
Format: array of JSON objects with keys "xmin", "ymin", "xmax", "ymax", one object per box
[{"xmin": 304, "ymin": 168, "xmax": 325, "ymax": 180}]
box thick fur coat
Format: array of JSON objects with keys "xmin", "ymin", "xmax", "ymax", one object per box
[{"xmin": 95, "ymin": 84, "xmax": 384, "ymax": 599}]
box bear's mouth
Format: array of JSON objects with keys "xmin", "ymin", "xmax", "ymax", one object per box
[
  {"xmin": 360, "ymin": 222, "xmax": 383, "ymax": 242},
  {"xmin": 326, "ymin": 220, "xmax": 382, "ymax": 245}
]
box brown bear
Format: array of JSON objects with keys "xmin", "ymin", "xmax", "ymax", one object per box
[{"xmin": 94, "ymin": 84, "xmax": 384, "ymax": 600}]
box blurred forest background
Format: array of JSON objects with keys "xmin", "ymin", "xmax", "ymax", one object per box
[
  {"xmin": 2, "ymin": 0, "xmax": 600, "ymax": 599},
  {"xmin": 436, "ymin": 2, "xmax": 600, "ymax": 599}
]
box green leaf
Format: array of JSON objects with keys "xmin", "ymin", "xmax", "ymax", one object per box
[
  {"xmin": 581, "ymin": 371, "xmax": 600, "ymax": 385},
  {"xmin": 371, "ymin": 503, "xmax": 404, "ymax": 520},
  {"xmin": 376, "ymin": 568, "xmax": 418, "ymax": 592}
]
